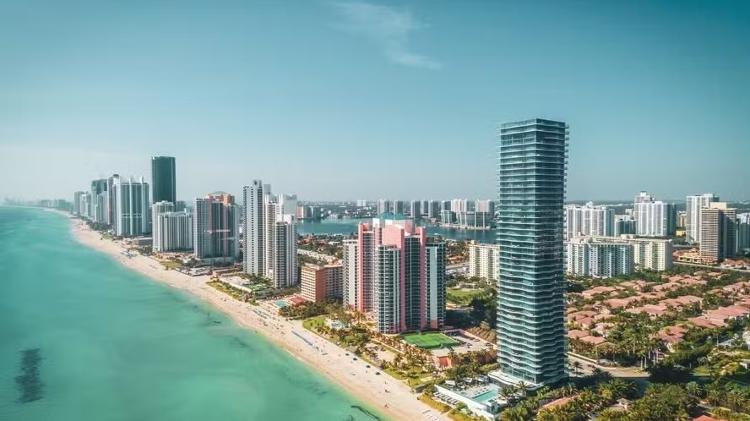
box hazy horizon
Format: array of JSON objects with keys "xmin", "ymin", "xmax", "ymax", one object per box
[{"xmin": 1, "ymin": 1, "xmax": 748, "ymax": 202}]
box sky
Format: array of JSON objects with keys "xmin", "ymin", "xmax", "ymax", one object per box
[{"xmin": 1, "ymin": 0, "xmax": 749, "ymax": 202}]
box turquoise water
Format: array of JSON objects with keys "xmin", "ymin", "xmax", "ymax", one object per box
[
  {"xmin": 0, "ymin": 207, "xmax": 381, "ymax": 421},
  {"xmin": 298, "ymin": 219, "xmax": 496, "ymax": 243}
]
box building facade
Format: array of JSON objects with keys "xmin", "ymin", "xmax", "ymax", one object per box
[{"xmin": 494, "ymin": 118, "xmax": 567, "ymax": 387}]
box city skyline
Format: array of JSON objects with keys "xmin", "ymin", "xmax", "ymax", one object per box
[{"xmin": 1, "ymin": 1, "xmax": 749, "ymax": 201}]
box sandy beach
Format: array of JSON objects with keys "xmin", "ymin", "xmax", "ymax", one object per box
[{"xmin": 69, "ymin": 218, "xmax": 446, "ymax": 421}]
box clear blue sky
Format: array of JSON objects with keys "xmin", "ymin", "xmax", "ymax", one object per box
[{"xmin": 1, "ymin": 0, "xmax": 748, "ymax": 202}]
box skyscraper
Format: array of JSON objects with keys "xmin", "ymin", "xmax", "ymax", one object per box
[
  {"xmin": 112, "ymin": 177, "xmax": 150, "ymax": 237},
  {"xmin": 686, "ymin": 193, "xmax": 720, "ymax": 244},
  {"xmin": 151, "ymin": 156, "xmax": 176, "ymax": 204},
  {"xmin": 564, "ymin": 202, "xmax": 615, "ymax": 241},
  {"xmin": 243, "ymin": 181, "xmax": 265, "ymax": 275},
  {"xmin": 409, "ymin": 200, "xmax": 421, "ymax": 220},
  {"xmin": 152, "ymin": 201, "xmax": 192, "ymax": 252},
  {"xmin": 242, "ymin": 180, "xmax": 298, "ymax": 287},
  {"xmin": 193, "ymin": 193, "xmax": 239, "ymax": 264},
  {"xmin": 271, "ymin": 214, "xmax": 298, "ymax": 288},
  {"xmin": 494, "ymin": 118, "xmax": 567, "ymax": 387},
  {"xmin": 425, "ymin": 240, "xmax": 446, "ymax": 329},
  {"xmin": 700, "ymin": 202, "xmax": 737, "ymax": 263},
  {"xmin": 633, "ymin": 192, "xmax": 675, "ymax": 237}
]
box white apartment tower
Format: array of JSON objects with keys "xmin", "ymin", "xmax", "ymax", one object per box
[
  {"xmin": 112, "ymin": 176, "xmax": 150, "ymax": 237},
  {"xmin": 633, "ymin": 192, "xmax": 674, "ymax": 237},
  {"xmin": 564, "ymin": 202, "xmax": 615, "ymax": 241},
  {"xmin": 686, "ymin": 193, "xmax": 719, "ymax": 244},
  {"xmin": 243, "ymin": 180, "xmax": 265, "ymax": 275},
  {"xmin": 242, "ymin": 180, "xmax": 297, "ymax": 287}
]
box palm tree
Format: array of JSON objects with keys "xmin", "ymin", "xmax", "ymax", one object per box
[
  {"xmin": 516, "ymin": 381, "xmax": 528, "ymax": 398},
  {"xmin": 571, "ymin": 360, "xmax": 583, "ymax": 376}
]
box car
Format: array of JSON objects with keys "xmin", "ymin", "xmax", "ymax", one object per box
[
  {"xmin": 366, "ymin": 365, "xmax": 370, "ymax": 368},
  {"xmin": 375, "ymin": 372, "xmax": 381, "ymax": 375},
  {"xmin": 353, "ymin": 357, "xmax": 358, "ymax": 361}
]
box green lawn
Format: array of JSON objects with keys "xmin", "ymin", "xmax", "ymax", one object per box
[
  {"xmin": 402, "ymin": 332, "xmax": 461, "ymax": 349},
  {"xmin": 446, "ymin": 288, "xmax": 486, "ymax": 306},
  {"xmin": 302, "ymin": 315, "xmax": 328, "ymax": 331}
]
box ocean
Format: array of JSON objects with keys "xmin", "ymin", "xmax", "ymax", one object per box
[{"xmin": 0, "ymin": 207, "xmax": 381, "ymax": 421}]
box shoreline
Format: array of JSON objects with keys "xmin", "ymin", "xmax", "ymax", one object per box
[{"xmin": 67, "ymin": 217, "xmax": 447, "ymax": 421}]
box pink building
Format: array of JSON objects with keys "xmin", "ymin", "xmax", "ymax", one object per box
[{"xmin": 343, "ymin": 216, "xmax": 445, "ymax": 333}]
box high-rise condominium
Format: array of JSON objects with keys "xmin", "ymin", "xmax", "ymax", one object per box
[
  {"xmin": 633, "ymin": 192, "xmax": 675, "ymax": 237},
  {"xmin": 242, "ymin": 181, "xmax": 298, "ymax": 288},
  {"xmin": 700, "ymin": 202, "xmax": 737, "ymax": 263},
  {"xmin": 686, "ymin": 193, "xmax": 720, "ymax": 244},
  {"xmin": 494, "ymin": 118, "xmax": 567, "ymax": 387},
  {"xmin": 343, "ymin": 216, "xmax": 445, "ymax": 333},
  {"xmin": 90, "ymin": 178, "xmax": 109, "ymax": 224},
  {"xmin": 243, "ymin": 181, "xmax": 265, "ymax": 275},
  {"xmin": 409, "ymin": 200, "xmax": 421, "ymax": 220},
  {"xmin": 377, "ymin": 199, "xmax": 392, "ymax": 215},
  {"xmin": 152, "ymin": 201, "xmax": 192, "ymax": 252},
  {"xmin": 151, "ymin": 156, "xmax": 176, "ymax": 204},
  {"xmin": 564, "ymin": 202, "xmax": 615, "ymax": 241},
  {"xmin": 72, "ymin": 191, "xmax": 85, "ymax": 216},
  {"xmin": 193, "ymin": 193, "xmax": 239, "ymax": 264},
  {"xmin": 112, "ymin": 176, "xmax": 151, "ymax": 237}
]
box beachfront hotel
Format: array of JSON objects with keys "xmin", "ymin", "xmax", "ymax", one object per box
[
  {"xmin": 343, "ymin": 215, "xmax": 446, "ymax": 333},
  {"xmin": 493, "ymin": 118, "xmax": 568, "ymax": 387}
]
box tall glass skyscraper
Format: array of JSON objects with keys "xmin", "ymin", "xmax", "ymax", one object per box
[
  {"xmin": 494, "ymin": 118, "xmax": 568, "ymax": 387},
  {"xmin": 151, "ymin": 156, "xmax": 176, "ymax": 204}
]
